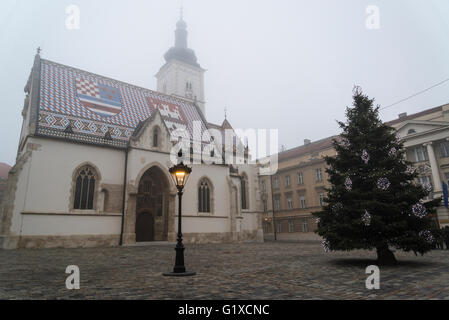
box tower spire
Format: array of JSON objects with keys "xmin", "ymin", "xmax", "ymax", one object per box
[{"xmin": 175, "ymin": 8, "xmax": 188, "ymax": 48}]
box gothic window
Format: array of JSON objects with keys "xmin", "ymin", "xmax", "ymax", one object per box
[
  {"xmin": 241, "ymin": 174, "xmax": 248, "ymax": 210},
  {"xmin": 153, "ymin": 128, "xmax": 159, "ymax": 148},
  {"xmin": 198, "ymin": 179, "xmax": 211, "ymax": 213},
  {"xmin": 73, "ymin": 165, "xmax": 97, "ymax": 210}
]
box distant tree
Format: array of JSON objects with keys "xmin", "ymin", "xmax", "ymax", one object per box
[{"xmin": 313, "ymin": 87, "xmax": 441, "ymax": 265}]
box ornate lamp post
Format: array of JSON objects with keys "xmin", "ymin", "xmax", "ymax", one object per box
[{"xmin": 163, "ymin": 150, "xmax": 196, "ymax": 277}]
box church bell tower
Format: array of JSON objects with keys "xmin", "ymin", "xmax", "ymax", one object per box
[{"xmin": 156, "ymin": 10, "xmax": 206, "ymax": 117}]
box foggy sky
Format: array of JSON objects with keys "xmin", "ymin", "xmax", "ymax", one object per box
[{"xmin": 1, "ymin": 0, "xmax": 449, "ymax": 165}]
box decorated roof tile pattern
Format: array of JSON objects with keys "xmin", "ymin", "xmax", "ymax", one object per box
[{"xmin": 38, "ymin": 59, "xmax": 209, "ymax": 142}]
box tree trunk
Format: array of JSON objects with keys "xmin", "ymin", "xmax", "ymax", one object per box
[{"xmin": 376, "ymin": 245, "xmax": 397, "ymax": 265}]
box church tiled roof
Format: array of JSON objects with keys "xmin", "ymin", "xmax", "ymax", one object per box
[{"xmin": 35, "ymin": 58, "xmax": 210, "ymax": 147}]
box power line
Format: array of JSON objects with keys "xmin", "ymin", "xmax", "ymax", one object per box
[{"xmin": 380, "ymin": 77, "xmax": 449, "ymax": 111}]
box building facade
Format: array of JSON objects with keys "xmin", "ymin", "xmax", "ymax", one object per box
[
  {"xmin": 260, "ymin": 105, "xmax": 449, "ymax": 241},
  {"xmin": 0, "ymin": 16, "xmax": 263, "ymax": 249},
  {"xmin": 259, "ymin": 137, "xmax": 337, "ymax": 241},
  {"xmin": 389, "ymin": 105, "xmax": 449, "ymax": 227}
]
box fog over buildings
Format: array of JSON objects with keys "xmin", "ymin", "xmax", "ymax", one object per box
[{"xmin": 1, "ymin": 0, "xmax": 449, "ymax": 165}]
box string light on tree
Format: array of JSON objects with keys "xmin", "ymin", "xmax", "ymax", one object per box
[
  {"xmin": 361, "ymin": 150, "xmax": 370, "ymax": 164},
  {"xmin": 344, "ymin": 177, "xmax": 352, "ymax": 191},
  {"xmin": 362, "ymin": 210, "xmax": 372, "ymax": 226},
  {"xmin": 412, "ymin": 201, "xmax": 427, "ymax": 218},
  {"xmin": 377, "ymin": 177, "xmax": 391, "ymax": 191}
]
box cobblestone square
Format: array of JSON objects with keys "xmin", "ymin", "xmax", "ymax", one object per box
[{"xmin": 0, "ymin": 242, "xmax": 448, "ymax": 299}]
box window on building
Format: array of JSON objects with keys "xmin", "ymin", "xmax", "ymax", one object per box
[
  {"xmin": 408, "ymin": 129, "xmax": 416, "ymax": 135},
  {"xmin": 440, "ymin": 141, "xmax": 449, "ymax": 158},
  {"xmin": 297, "ymin": 171, "xmax": 303, "ymax": 185},
  {"xmin": 153, "ymin": 128, "xmax": 159, "ymax": 148},
  {"xmin": 288, "ymin": 220, "xmax": 295, "ymax": 233},
  {"xmin": 263, "ymin": 223, "xmax": 269, "ymax": 234},
  {"xmin": 316, "ymin": 168, "xmax": 323, "ymax": 182},
  {"xmin": 302, "ymin": 218, "xmax": 309, "ymax": 233},
  {"xmin": 285, "ymin": 175, "xmax": 291, "ymax": 187},
  {"xmin": 277, "ymin": 222, "xmax": 282, "ymax": 233},
  {"xmin": 274, "ymin": 198, "xmax": 281, "ymax": 211},
  {"xmin": 73, "ymin": 165, "xmax": 97, "ymax": 210},
  {"xmin": 261, "ymin": 180, "xmax": 266, "ymax": 192},
  {"xmin": 418, "ymin": 176, "xmax": 433, "ymax": 189},
  {"xmin": 241, "ymin": 175, "xmax": 248, "ymax": 210},
  {"xmin": 299, "ymin": 196, "xmax": 306, "ymax": 209},
  {"xmin": 273, "ymin": 176, "xmax": 279, "ymax": 189},
  {"xmin": 263, "ymin": 199, "xmax": 268, "ymax": 212},
  {"xmin": 287, "ymin": 197, "xmax": 293, "ymax": 210},
  {"xmin": 412, "ymin": 146, "xmax": 428, "ymax": 162},
  {"xmin": 319, "ymin": 193, "xmax": 325, "ymax": 207},
  {"xmin": 198, "ymin": 180, "xmax": 211, "ymax": 213}
]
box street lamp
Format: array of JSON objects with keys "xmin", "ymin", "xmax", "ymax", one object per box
[{"xmin": 163, "ymin": 150, "xmax": 196, "ymax": 277}]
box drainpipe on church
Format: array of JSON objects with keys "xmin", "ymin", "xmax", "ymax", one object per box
[{"xmin": 119, "ymin": 146, "xmax": 129, "ymax": 246}]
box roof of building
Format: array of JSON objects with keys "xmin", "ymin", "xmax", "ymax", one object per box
[
  {"xmin": 36, "ymin": 58, "xmax": 210, "ymax": 146},
  {"xmin": 163, "ymin": 16, "xmax": 200, "ymax": 68},
  {"xmin": 386, "ymin": 105, "xmax": 443, "ymax": 126},
  {"xmin": 271, "ymin": 104, "xmax": 447, "ymax": 164},
  {"xmin": 277, "ymin": 136, "xmax": 338, "ymax": 162}
]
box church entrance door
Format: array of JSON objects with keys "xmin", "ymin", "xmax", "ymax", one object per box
[{"xmin": 135, "ymin": 166, "xmax": 169, "ymax": 242}]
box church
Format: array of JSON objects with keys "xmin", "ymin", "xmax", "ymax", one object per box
[{"xmin": 0, "ymin": 15, "xmax": 264, "ymax": 249}]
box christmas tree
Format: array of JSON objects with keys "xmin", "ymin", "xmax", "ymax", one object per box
[{"xmin": 313, "ymin": 87, "xmax": 441, "ymax": 265}]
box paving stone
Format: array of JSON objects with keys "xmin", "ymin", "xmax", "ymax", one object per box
[{"xmin": 0, "ymin": 242, "xmax": 448, "ymax": 299}]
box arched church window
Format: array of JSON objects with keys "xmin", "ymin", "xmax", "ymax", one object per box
[
  {"xmin": 73, "ymin": 165, "xmax": 97, "ymax": 210},
  {"xmin": 153, "ymin": 128, "xmax": 159, "ymax": 148},
  {"xmin": 241, "ymin": 174, "xmax": 248, "ymax": 210},
  {"xmin": 198, "ymin": 180, "xmax": 211, "ymax": 213},
  {"xmin": 408, "ymin": 129, "xmax": 416, "ymax": 135}
]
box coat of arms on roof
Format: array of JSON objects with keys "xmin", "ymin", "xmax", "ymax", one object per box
[
  {"xmin": 146, "ymin": 96, "xmax": 189, "ymax": 136},
  {"xmin": 75, "ymin": 77, "xmax": 123, "ymax": 117}
]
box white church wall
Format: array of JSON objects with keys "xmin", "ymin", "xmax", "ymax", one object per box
[
  {"xmin": 8, "ymin": 150, "xmax": 33, "ymax": 237},
  {"xmin": 22, "ymin": 137, "xmax": 125, "ymax": 214},
  {"xmin": 127, "ymin": 147, "xmax": 233, "ymax": 235},
  {"xmin": 181, "ymin": 217, "xmax": 230, "ymax": 233},
  {"xmin": 21, "ymin": 214, "xmax": 121, "ymax": 236}
]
